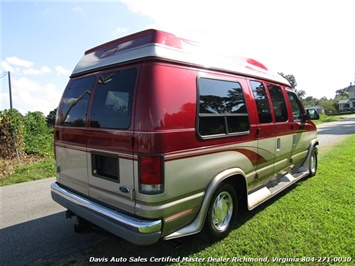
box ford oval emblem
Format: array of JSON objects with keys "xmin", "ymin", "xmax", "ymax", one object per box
[{"xmin": 119, "ymin": 186, "xmax": 130, "ymax": 193}]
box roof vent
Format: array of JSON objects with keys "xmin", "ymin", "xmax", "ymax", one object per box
[{"xmin": 100, "ymin": 47, "xmax": 118, "ymax": 58}]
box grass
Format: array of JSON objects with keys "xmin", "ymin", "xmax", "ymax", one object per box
[
  {"xmin": 0, "ymin": 157, "xmax": 55, "ymax": 186},
  {"xmin": 312, "ymin": 113, "xmax": 344, "ymax": 125},
  {"xmin": 35, "ymin": 134, "xmax": 355, "ymax": 266}
]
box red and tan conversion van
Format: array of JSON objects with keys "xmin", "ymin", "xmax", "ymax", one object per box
[{"xmin": 51, "ymin": 29, "xmax": 319, "ymax": 245}]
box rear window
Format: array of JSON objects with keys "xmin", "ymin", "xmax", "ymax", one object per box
[
  {"xmin": 198, "ymin": 77, "xmax": 250, "ymax": 137},
  {"xmin": 90, "ymin": 69, "xmax": 137, "ymax": 129},
  {"xmin": 60, "ymin": 76, "xmax": 96, "ymax": 127}
]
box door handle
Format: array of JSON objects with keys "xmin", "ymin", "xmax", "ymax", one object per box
[{"xmin": 256, "ymin": 128, "xmax": 261, "ymax": 136}]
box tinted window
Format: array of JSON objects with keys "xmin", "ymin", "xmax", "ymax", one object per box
[
  {"xmin": 60, "ymin": 76, "xmax": 95, "ymax": 127},
  {"xmin": 250, "ymin": 81, "xmax": 272, "ymax": 123},
  {"xmin": 268, "ymin": 84, "xmax": 288, "ymax": 122},
  {"xmin": 198, "ymin": 78, "xmax": 249, "ymax": 136},
  {"xmin": 90, "ymin": 69, "xmax": 137, "ymax": 129},
  {"xmin": 287, "ymin": 91, "xmax": 304, "ymax": 120}
]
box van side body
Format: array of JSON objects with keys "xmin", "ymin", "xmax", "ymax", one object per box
[{"xmin": 51, "ymin": 29, "xmax": 318, "ymax": 245}]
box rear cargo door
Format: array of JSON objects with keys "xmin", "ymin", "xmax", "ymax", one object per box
[
  {"xmin": 55, "ymin": 75, "xmax": 96, "ymax": 196},
  {"xmin": 86, "ymin": 66, "xmax": 139, "ymax": 213}
]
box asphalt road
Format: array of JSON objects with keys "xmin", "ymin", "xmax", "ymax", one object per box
[
  {"xmin": 0, "ymin": 178, "xmax": 109, "ymax": 265},
  {"xmin": 316, "ymin": 114, "xmax": 355, "ymax": 148},
  {"xmin": 0, "ymin": 115, "xmax": 354, "ymax": 265}
]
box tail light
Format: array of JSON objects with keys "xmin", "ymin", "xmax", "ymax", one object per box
[{"xmin": 138, "ymin": 155, "xmax": 164, "ymax": 194}]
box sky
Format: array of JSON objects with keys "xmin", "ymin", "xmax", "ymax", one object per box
[{"xmin": 1, "ymin": 0, "xmax": 354, "ymax": 115}]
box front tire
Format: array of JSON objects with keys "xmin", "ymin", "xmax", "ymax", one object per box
[
  {"xmin": 204, "ymin": 183, "xmax": 237, "ymax": 242},
  {"xmin": 307, "ymin": 146, "xmax": 318, "ymax": 177}
]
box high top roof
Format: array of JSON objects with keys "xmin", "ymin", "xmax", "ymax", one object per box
[{"xmin": 72, "ymin": 29, "xmax": 290, "ymax": 86}]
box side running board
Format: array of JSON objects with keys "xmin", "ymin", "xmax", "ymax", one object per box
[{"xmin": 248, "ymin": 170, "xmax": 309, "ymax": 210}]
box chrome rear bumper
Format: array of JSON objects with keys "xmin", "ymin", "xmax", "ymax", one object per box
[{"xmin": 51, "ymin": 182, "xmax": 162, "ymax": 245}]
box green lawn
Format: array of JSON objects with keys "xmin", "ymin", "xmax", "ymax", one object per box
[
  {"xmin": 39, "ymin": 134, "xmax": 355, "ymax": 266},
  {"xmin": 0, "ymin": 158, "xmax": 55, "ymax": 186},
  {"xmin": 312, "ymin": 114, "xmax": 344, "ymax": 125}
]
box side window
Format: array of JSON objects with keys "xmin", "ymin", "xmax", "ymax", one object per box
[
  {"xmin": 90, "ymin": 68, "xmax": 137, "ymax": 129},
  {"xmin": 198, "ymin": 78, "xmax": 250, "ymax": 137},
  {"xmin": 250, "ymin": 81, "xmax": 272, "ymax": 123},
  {"xmin": 287, "ymin": 91, "xmax": 304, "ymax": 120},
  {"xmin": 60, "ymin": 76, "xmax": 96, "ymax": 127},
  {"xmin": 268, "ymin": 84, "xmax": 288, "ymax": 122}
]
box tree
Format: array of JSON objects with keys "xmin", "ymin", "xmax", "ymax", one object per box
[
  {"xmin": 335, "ymin": 88, "xmax": 349, "ymax": 99},
  {"xmin": 303, "ymin": 96, "xmax": 319, "ymax": 107},
  {"xmin": 278, "ymin": 72, "xmax": 297, "ymax": 88},
  {"xmin": 278, "ymin": 72, "xmax": 306, "ymax": 99},
  {"xmin": 46, "ymin": 108, "xmax": 57, "ymax": 127},
  {"xmin": 319, "ymin": 99, "xmax": 337, "ymax": 114},
  {"xmin": 294, "ymin": 89, "xmax": 306, "ymax": 99}
]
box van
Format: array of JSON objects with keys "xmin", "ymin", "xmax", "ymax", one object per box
[{"xmin": 51, "ymin": 29, "xmax": 319, "ymax": 245}]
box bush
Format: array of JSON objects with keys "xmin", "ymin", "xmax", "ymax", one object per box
[
  {"xmin": 0, "ymin": 109, "xmax": 25, "ymax": 159},
  {"xmin": 0, "ymin": 109, "xmax": 54, "ymax": 160},
  {"xmin": 23, "ymin": 111, "xmax": 54, "ymax": 158},
  {"xmin": 1, "ymin": 109, "xmax": 55, "ymax": 183}
]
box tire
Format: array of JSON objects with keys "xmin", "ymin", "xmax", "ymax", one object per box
[
  {"xmin": 204, "ymin": 183, "xmax": 237, "ymax": 242},
  {"xmin": 307, "ymin": 147, "xmax": 318, "ymax": 177}
]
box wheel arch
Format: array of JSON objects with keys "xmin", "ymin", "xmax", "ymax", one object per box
[
  {"xmin": 163, "ymin": 167, "xmax": 248, "ymax": 241},
  {"xmin": 301, "ymin": 139, "xmax": 319, "ymax": 170},
  {"xmin": 205, "ymin": 168, "xmax": 248, "ymax": 213},
  {"xmin": 222, "ymin": 172, "xmax": 248, "ymax": 213}
]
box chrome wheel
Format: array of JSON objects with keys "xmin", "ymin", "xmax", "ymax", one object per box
[
  {"xmin": 308, "ymin": 147, "xmax": 318, "ymax": 177},
  {"xmin": 212, "ymin": 191, "xmax": 233, "ymax": 232},
  {"xmin": 204, "ymin": 183, "xmax": 237, "ymax": 242},
  {"xmin": 310, "ymin": 153, "xmax": 316, "ymax": 173}
]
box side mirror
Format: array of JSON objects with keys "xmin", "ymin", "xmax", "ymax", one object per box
[{"xmin": 306, "ymin": 109, "xmax": 319, "ymax": 120}]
